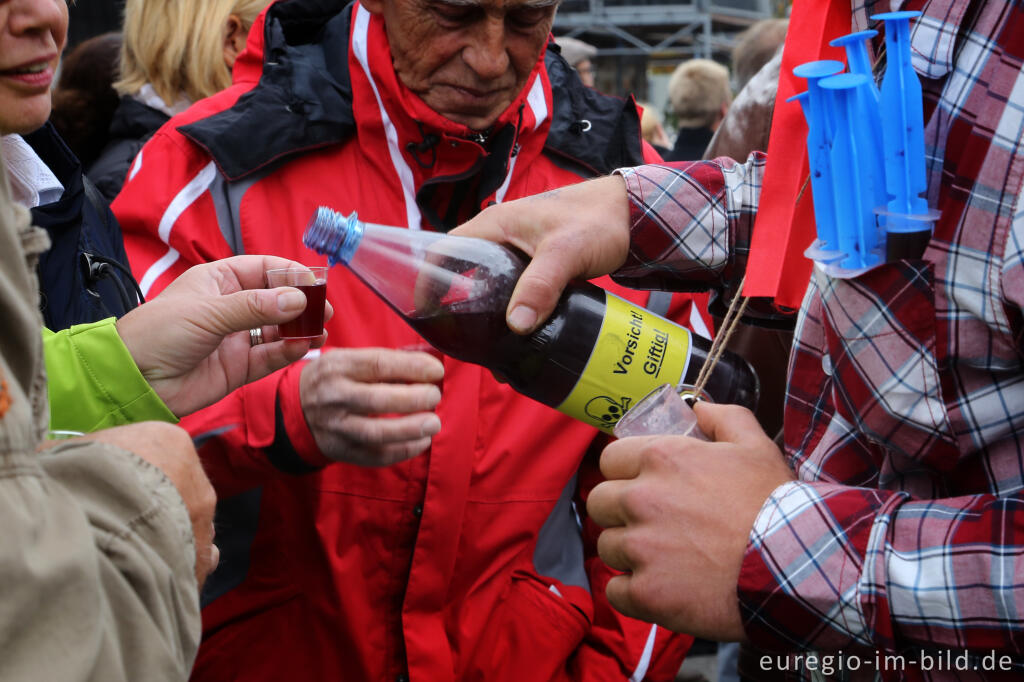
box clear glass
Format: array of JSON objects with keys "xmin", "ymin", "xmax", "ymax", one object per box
[
  {"xmin": 613, "ymin": 383, "xmax": 709, "ymax": 439},
  {"xmin": 339, "ymin": 222, "xmax": 524, "ymax": 319},
  {"xmin": 266, "ymin": 266, "xmax": 328, "ymax": 339}
]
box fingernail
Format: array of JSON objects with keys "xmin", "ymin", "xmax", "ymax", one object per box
[
  {"xmin": 277, "ymin": 288, "xmax": 306, "ymax": 312},
  {"xmin": 508, "ymin": 305, "xmax": 536, "ymax": 333},
  {"xmin": 421, "ymin": 415, "xmax": 441, "ymax": 437}
]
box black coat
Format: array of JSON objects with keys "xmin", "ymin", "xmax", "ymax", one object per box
[
  {"xmin": 27, "ymin": 122, "xmax": 140, "ymax": 329},
  {"xmin": 87, "ymin": 96, "xmax": 170, "ymax": 202},
  {"xmin": 666, "ymin": 125, "xmax": 714, "ymax": 163}
]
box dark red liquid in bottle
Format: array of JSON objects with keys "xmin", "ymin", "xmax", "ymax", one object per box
[
  {"xmin": 278, "ymin": 282, "xmax": 327, "ymax": 338},
  {"xmin": 407, "ymin": 285, "xmax": 604, "ymax": 407},
  {"xmin": 301, "ymin": 209, "xmax": 760, "ymax": 425},
  {"xmin": 407, "ymin": 282, "xmax": 759, "ymax": 412}
]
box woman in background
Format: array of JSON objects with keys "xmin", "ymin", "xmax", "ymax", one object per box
[{"xmin": 86, "ymin": 0, "xmax": 271, "ymax": 201}]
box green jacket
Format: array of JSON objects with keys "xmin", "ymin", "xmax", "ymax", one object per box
[{"xmin": 43, "ymin": 318, "xmax": 177, "ymax": 432}]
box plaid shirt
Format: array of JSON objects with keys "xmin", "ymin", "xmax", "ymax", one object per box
[{"xmin": 615, "ymin": 1, "xmax": 1024, "ymax": 679}]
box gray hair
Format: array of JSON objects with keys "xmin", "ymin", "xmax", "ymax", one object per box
[{"xmin": 554, "ymin": 36, "xmax": 597, "ymax": 67}]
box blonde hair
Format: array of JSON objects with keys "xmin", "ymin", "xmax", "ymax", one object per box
[
  {"xmin": 636, "ymin": 101, "xmax": 665, "ymax": 146},
  {"xmin": 115, "ymin": 0, "xmax": 271, "ymax": 105},
  {"xmin": 667, "ymin": 59, "xmax": 732, "ymax": 128}
]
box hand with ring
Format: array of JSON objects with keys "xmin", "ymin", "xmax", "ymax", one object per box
[{"xmin": 116, "ymin": 255, "xmax": 333, "ymax": 417}]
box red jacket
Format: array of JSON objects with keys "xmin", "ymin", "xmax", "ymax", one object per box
[{"xmin": 114, "ymin": 2, "xmax": 710, "ymax": 680}]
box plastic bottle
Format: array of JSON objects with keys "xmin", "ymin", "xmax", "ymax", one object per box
[{"xmin": 303, "ymin": 207, "xmax": 759, "ymax": 434}]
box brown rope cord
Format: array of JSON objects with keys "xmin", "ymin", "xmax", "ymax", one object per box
[{"xmin": 692, "ymin": 275, "xmax": 750, "ymax": 399}]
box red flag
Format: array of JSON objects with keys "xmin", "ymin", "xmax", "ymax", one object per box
[{"xmin": 742, "ymin": 0, "xmax": 852, "ymax": 309}]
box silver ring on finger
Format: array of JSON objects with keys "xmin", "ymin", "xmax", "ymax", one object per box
[{"xmin": 249, "ymin": 328, "xmax": 264, "ymax": 347}]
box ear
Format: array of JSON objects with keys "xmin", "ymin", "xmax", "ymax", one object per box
[
  {"xmin": 223, "ymin": 14, "xmax": 248, "ymax": 70},
  {"xmin": 360, "ymin": 0, "xmax": 385, "ymax": 14},
  {"xmin": 711, "ymin": 101, "xmax": 729, "ymax": 130}
]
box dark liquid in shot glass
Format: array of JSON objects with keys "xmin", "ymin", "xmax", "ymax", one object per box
[{"xmin": 278, "ymin": 281, "xmax": 327, "ymax": 339}]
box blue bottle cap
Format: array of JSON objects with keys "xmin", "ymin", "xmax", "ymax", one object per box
[{"xmin": 303, "ymin": 207, "xmax": 364, "ymax": 267}]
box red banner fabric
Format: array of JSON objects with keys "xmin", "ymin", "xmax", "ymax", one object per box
[{"xmin": 742, "ymin": 0, "xmax": 852, "ymax": 309}]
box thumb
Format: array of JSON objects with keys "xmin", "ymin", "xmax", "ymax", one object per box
[
  {"xmin": 692, "ymin": 402, "xmax": 766, "ymax": 445},
  {"xmin": 202, "ymin": 287, "xmax": 308, "ymax": 335},
  {"xmin": 506, "ymin": 254, "xmax": 570, "ymax": 335}
]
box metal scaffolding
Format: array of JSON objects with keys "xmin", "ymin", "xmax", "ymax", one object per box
[{"xmin": 554, "ymin": 0, "xmax": 776, "ymax": 59}]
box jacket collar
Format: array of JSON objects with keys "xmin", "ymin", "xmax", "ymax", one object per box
[
  {"xmin": 110, "ymin": 96, "xmax": 172, "ymax": 140},
  {"xmin": 22, "ymin": 122, "xmax": 85, "ymax": 223},
  {"xmin": 179, "ymin": 0, "xmax": 357, "ymax": 180}
]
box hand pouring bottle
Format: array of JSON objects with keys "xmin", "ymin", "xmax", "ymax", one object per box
[{"xmin": 304, "ymin": 207, "xmax": 759, "ymax": 434}]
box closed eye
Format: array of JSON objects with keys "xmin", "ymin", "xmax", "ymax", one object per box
[
  {"xmin": 507, "ymin": 6, "xmax": 553, "ymax": 31},
  {"xmin": 430, "ymin": 2, "xmax": 480, "ymax": 27}
]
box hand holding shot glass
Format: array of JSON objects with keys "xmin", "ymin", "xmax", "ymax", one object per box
[{"xmin": 265, "ymin": 266, "xmax": 329, "ymax": 339}]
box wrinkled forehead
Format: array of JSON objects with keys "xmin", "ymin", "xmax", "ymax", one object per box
[{"xmin": 421, "ymin": 0, "xmax": 561, "ymax": 11}]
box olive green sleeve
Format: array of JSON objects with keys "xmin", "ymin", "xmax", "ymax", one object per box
[{"xmin": 43, "ymin": 318, "xmax": 178, "ymax": 433}]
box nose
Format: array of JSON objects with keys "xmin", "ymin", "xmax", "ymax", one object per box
[
  {"xmin": 461, "ymin": 16, "xmax": 510, "ymax": 82},
  {"xmin": 7, "ymin": 0, "xmax": 67, "ymax": 42}
]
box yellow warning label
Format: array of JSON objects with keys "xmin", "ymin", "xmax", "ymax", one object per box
[{"xmin": 557, "ymin": 292, "xmax": 692, "ymax": 433}]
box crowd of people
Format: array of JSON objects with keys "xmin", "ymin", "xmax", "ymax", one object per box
[{"xmin": 2, "ymin": 0, "xmax": 1022, "ymax": 681}]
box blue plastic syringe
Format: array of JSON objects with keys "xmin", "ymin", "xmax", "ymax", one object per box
[
  {"xmin": 872, "ymin": 11, "xmax": 937, "ymax": 260},
  {"xmin": 791, "ymin": 60, "xmax": 845, "ymax": 258},
  {"xmin": 829, "ymin": 30, "xmax": 880, "ymax": 101},
  {"xmin": 820, "ymin": 72, "xmax": 883, "ymax": 272}
]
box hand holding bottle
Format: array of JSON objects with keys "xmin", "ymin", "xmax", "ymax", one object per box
[
  {"xmin": 450, "ymin": 175, "xmax": 633, "ymax": 334},
  {"xmin": 304, "ymin": 208, "xmax": 758, "ymax": 434},
  {"xmin": 299, "ymin": 347, "xmax": 444, "ymax": 467}
]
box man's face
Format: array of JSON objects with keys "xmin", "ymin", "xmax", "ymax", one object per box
[
  {"xmin": 363, "ymin": 0, "xmax": 559, "ymax": 131},
  {"xmin": 0, "ymin": 0, "xmax": 68, "ymax": 136},
  {"xmin": 574, "ymin": 58, "xmax": 595, "ymax": 88}
]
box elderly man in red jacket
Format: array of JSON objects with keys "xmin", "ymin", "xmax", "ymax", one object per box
[
  {"xmin": 455, "ymin": 1, "xmax": 1024, "ymax": 680},
  {"xmin": 113, "ymin": 0, "xmax": 712, "ymax": 680}
]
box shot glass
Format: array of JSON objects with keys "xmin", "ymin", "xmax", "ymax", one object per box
[
  {"xmin": 613, "ymin": 383, "xmax": 709, "ymax": 439},
  {"xmin": 265, "ymin": 266, "xmax": 328, "ymax": 339}
]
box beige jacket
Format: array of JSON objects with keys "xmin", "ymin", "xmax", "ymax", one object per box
[{"xmin": 0, "ymin": 150, "xmax": 200, "ymax": 679}]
